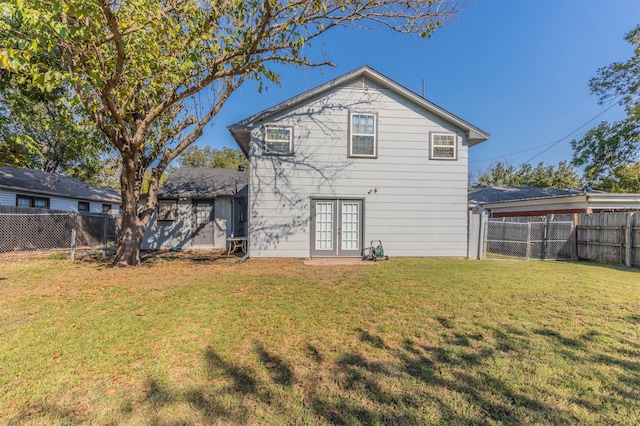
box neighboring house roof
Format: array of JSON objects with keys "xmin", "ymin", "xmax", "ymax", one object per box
[
  {"xmin": 158, "ymin": 167, "xmax": 248, "ymax": 198},
  {"xmin": 469, "ymin": 185, "xmax": 640, "ymax": 217},
  {"xmin": 228, "ymin": 65, "xmax": 490, "ymax": 156},
  {"xmin": 468, "ymin": 186, "xmax": 600, "ymax": 207},
  {"xmin": 0, "ymin": 166, "xmax": 121, "ymax": 203}
]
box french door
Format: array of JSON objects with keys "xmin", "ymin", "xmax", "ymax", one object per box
[{"xmin": 310, "ymin": 198, "xmax": 363, "ymax": 257}]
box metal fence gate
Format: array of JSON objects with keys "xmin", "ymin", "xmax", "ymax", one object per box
[{"xmin": 485, "ymin": 220, "xmax": 574, "ymax": 261}]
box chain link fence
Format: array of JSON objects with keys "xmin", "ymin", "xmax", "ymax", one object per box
[
  {"xmin": 485, "ymin": 219, "xmax": 574, "ymax": 261},
  {"xmin": 0, "ymin": 210, "xmax": 120, "ymax": 259}
]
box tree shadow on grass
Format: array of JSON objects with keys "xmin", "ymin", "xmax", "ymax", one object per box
[
  {"xmin": 135, "ymin": 327, "xmax": 637, "ymax": 424},
  {"xmin": 252, "ymin": 340, "xmax": 295, "ymax": 387},
  {"xmin": 533, "ymin": 327, "xmax": 586, "ymax": 349},
  {"xmin": 13, "ymin": 324, "xmax": 639, "ymax": 424}
]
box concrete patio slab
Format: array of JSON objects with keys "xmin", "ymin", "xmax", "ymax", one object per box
[{"xmin": 303, "ymin": 258, "xmax": 380, "ymax": 266}]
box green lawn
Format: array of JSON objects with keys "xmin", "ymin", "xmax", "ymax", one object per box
[{"xmin": 0, "ymin": 257, "xmax": 638, "ymax": 425}]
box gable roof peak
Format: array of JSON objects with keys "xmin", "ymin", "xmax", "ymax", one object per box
[{"xmin": 228, "ymin": 65, "xmax": 489, "ymax": 156}]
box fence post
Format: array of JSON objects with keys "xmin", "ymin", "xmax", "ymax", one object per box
[
  {"xmin": 526, "ymin": 222, "xmax": 531, "ymax": 261},
  {"xmin": 541, "ymin": 215, "xmax": 550, "ymax": 260},
  {"xmin": 625, "ymin": 212, "xmax": 634, "ymax": 268},
  {"xmin": 482, "ymin": 212, "xmax": 489, "ymax": 260},
  {"xmin": 619, "ymin": 225, "xmax": 625, "ymax": 265},
  {"xmin": 572, "ymin": 213, "xmax": 579, "ymax": 260},
  {"xmin": 70, "ymin": 213, "xmax": 77, "ymax": 261},
  {"xmin": 479, "ymin": 211, "xmax": 488, "ymax": 260},
  {"xmin": 103, "ymin": 215, "xmax": 108, "ymax": 257}
]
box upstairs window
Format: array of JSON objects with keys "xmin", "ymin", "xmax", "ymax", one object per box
[
  {"xmin": 78, "ymin": 201, "xmax": 90, "ymax": 212},
  {"xmin": 157, "ymin": 200, "xmax": 176, "ymax": 221},
  {"xmin": 349, "ymin": 113, "xmax": 377, "ymax": 158},
  {"xmin": 16, "ymin": 195, "xmax": 50, "ymax": 209},
  {"xmin": 430, "ymin": 133, "xmax": 457, "ymax": 160},
  {"xmin": 264, "ymin": 127, "xmax": 293, "ymax": 155}
]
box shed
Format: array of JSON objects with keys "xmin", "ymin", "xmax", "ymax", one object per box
[{"xmin": 142, "ymin": 167, "xmax": 248, "ymax": 250}]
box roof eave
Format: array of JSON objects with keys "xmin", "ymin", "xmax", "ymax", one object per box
[
  {"xmin": 0, "ymin": 184, "xmax": 121, "ymax": 204},
  {"xmin": 227, "ymin": 65, "xmax": 490, "ymax": 145},
  {"xmin": 228, "ymin": 127, "xmax": 251, "ymax": 158},
  {"xmin": 482, "ymin": 194, "xmax": 589, "ymax": 208},
  {"xmin": 587, "ymin": 193, "xmax": 640, "ymax": 204}
]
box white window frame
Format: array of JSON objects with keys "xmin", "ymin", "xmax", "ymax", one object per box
[
  {"xmin": 264, "ymin": 126, "xmax": 293, "ymax": 155},
  {"xmin": 349, "ymin": 112, "xmax": 377, "ymax": 158},
  {"xmin": 430, "ymin": 132, "xmax": 457, "ymax": 160}
]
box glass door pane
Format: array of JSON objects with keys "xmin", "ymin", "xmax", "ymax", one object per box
[
  {"xmin": 195, "ymin": 203, "xmax": 212, "ymax": 225},
  {"xmin": 315, "ymin": 202, "xmax": 334, "ymax": 250},
  {"xmin": 341, "ymin": 202, "xmax": 359, "ymax": 251}
]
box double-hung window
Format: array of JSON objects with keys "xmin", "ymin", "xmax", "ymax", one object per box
[
  {"xmin": 157, "ymin": 200, "xmax": 176, "ymax": 221},
  {"xmin": 264, "ymin": 126, "xmax": 293, "ymax": 155},
  {"xmin": 430, "ymin": 133, "xmax": 457, "ymax": 160},
  {"xmin": 349, "ymin": 113, "xmax": 377, "ymax": 158},
  {"xmin": 16, "ymin": 195, "xmax": 50, "ymax": 209}
]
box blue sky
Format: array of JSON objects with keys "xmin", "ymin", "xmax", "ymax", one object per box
[{"xmin": 199, "ymin": 0, "xmax": 639, "ymax": 179}]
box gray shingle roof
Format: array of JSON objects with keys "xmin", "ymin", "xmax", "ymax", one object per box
[
  {"xmin": 158, "ymin": 167, "xmax": 248, "ymax": 198},
  {"xmin": 0, "ymin": 166, "xmax": 121, "ymax": 203},
  {"xmin": 468, "ymin": 186, "xmax": 602, "ymax": 206}
]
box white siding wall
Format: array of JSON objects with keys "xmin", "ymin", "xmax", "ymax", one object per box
[
  {"xmin": 0, "ymin": 189, "xmax": 15, "ymax": 206},
  {"xmin": 50, "ymin": 197, "xmax": 79, "ymax": 211},
  {"xmin": 143, "ymin": 199, "xmax": 193, "ymax": 250},
  {"xmin": 249, "ymin": 81, "xmax": 469, "ymax": 258},
  {"xmin": 0, "ymin": 188, "xmax": 121, "ymax": 212}
]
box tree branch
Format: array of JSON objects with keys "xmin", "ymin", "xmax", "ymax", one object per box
[{"xmin": 142, "ymin": 75, "xmax": 244, "ymax": 213}]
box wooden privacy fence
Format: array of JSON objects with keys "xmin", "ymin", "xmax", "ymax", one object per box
[{"xmin": 576, "ymin": 212, "xmax": 638, "ymax": 268}]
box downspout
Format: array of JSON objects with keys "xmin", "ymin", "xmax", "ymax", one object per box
[{"xmin": 232, "ymin": 179, "xmax": 237, "ymax": 238}]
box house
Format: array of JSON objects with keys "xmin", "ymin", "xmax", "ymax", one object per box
[
  {"xmin": 469, "ymin": 185, "xmax": 640, "ymax": 218},
  {"xmin": 142, "ymin": 167, "xmax": 248, "ymax": 250},
  {"xmin": 0, "ymin": 166, "xmax": 121, "ymax": 213},
  {"xmin": 228, "ymin": 66, "xmax": 489, "ymax": 258}
]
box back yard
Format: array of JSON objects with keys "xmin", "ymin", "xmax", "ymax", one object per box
[{"xmin": 0, "ymin": 256, "xmax": 638, "ymax": 425}]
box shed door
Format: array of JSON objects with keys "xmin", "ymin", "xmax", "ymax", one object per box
[
  {"xmin": 311, "ymin": 199, "xmax": 363, "ymax": 257},
  {"xmin": 192, "ymin": 200, "xmax": 215, "ymax": 247}
]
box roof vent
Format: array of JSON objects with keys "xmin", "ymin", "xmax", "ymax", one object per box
[{"xmin": 238, "ymin": 165, "xmax": 245, "ymax": 172}]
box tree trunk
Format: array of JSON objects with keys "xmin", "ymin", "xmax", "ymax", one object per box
[
  {"xmin": 113, "ymin": 154, "xmax": 147, "ymax": 266},
  {"xmin": 114, "ymin": 213, "xmax": 145, "ymax": 266}
]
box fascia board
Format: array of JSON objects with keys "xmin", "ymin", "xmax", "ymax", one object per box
[{"xmin": 483, "ymin": 194, "xmax": 588, "ymax": 209}]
